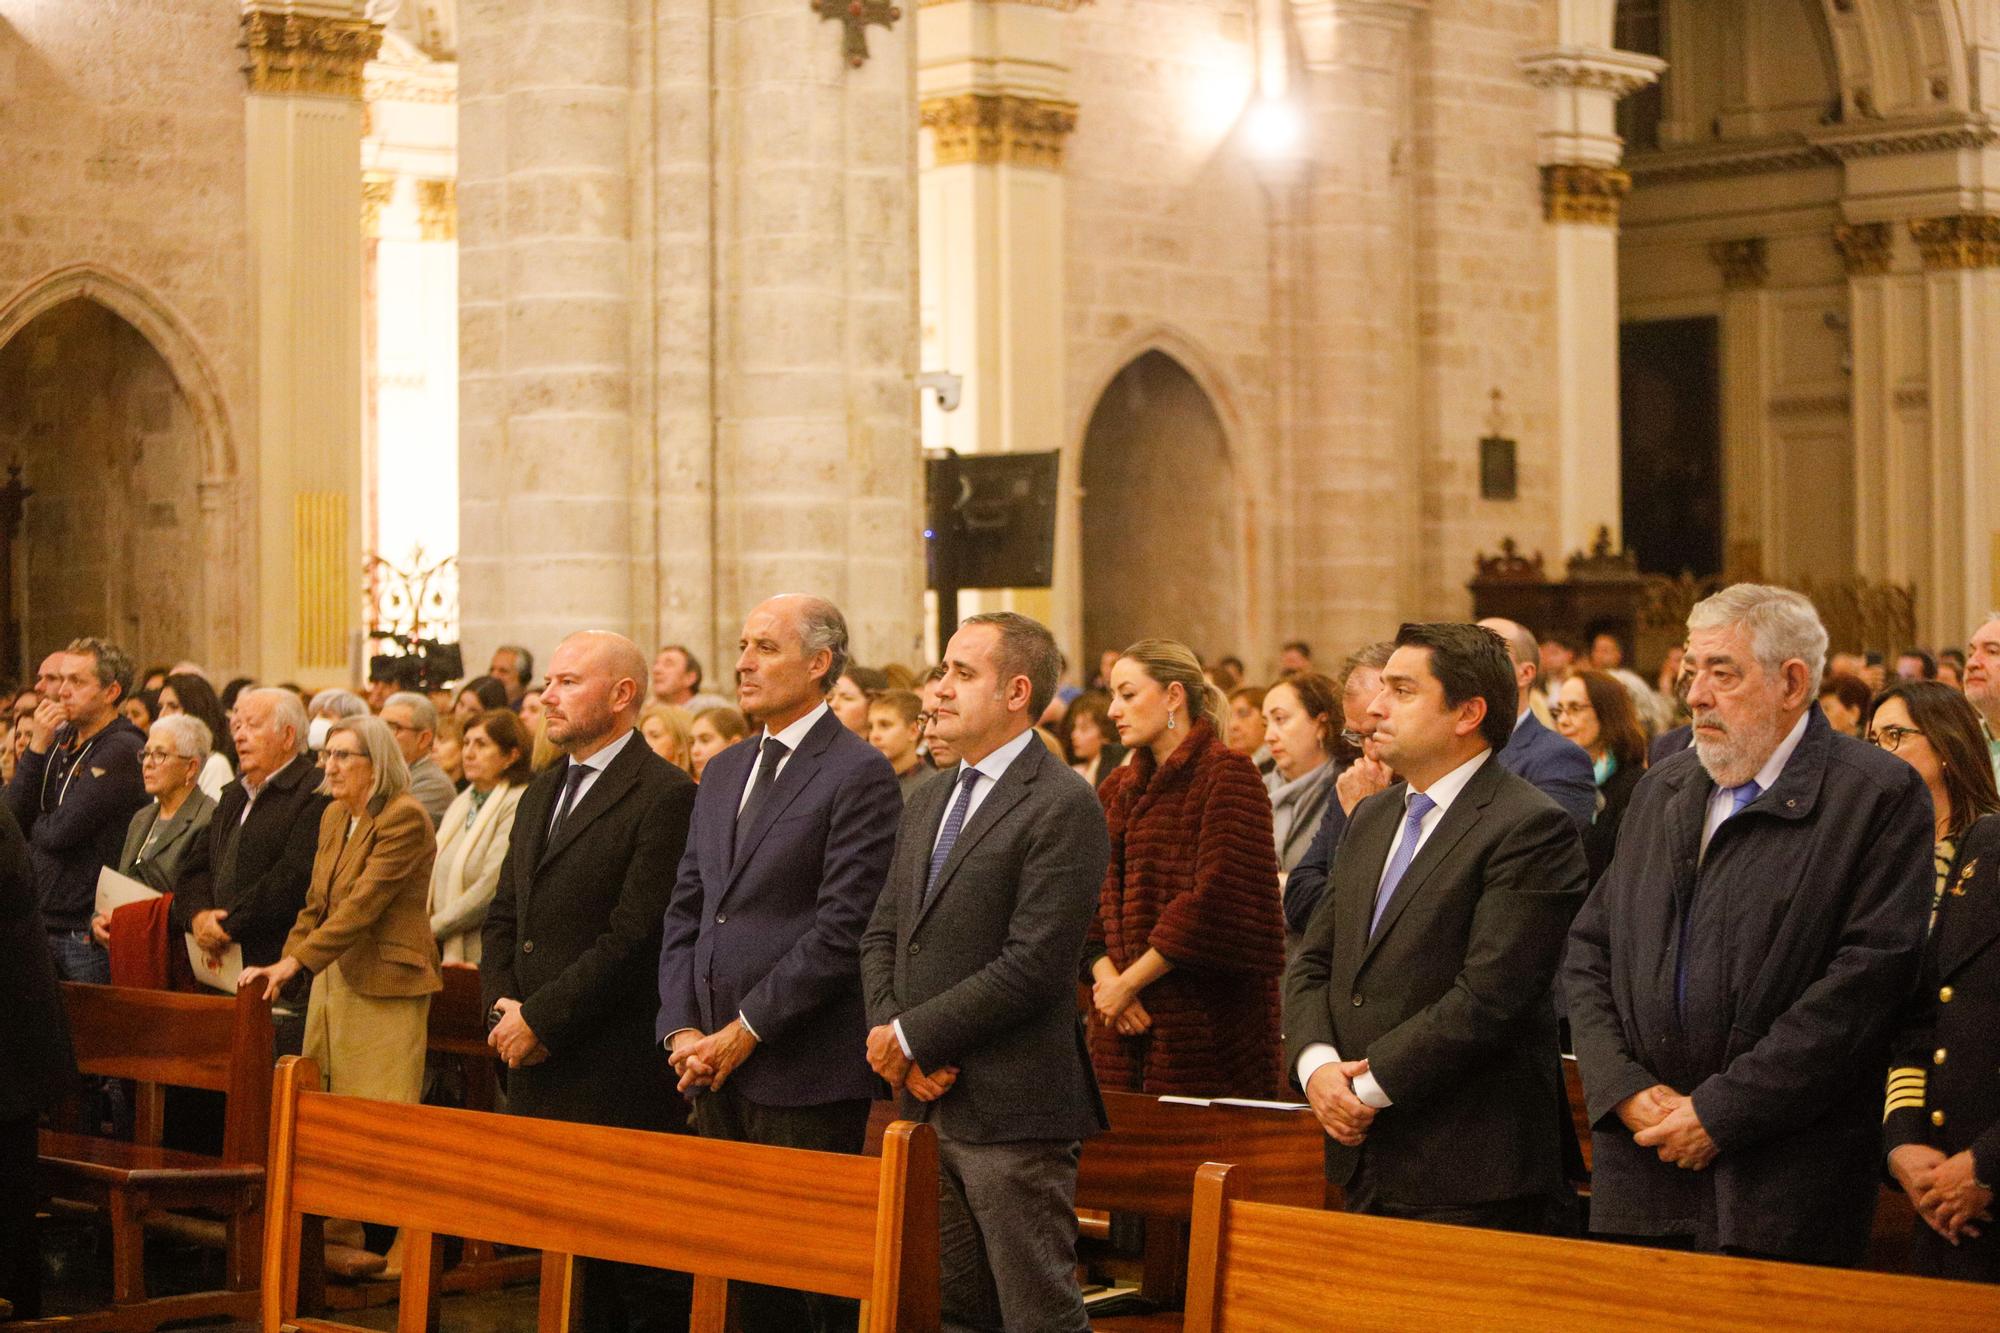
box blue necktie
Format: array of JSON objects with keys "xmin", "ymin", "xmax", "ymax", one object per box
[
  {"xmin": 924, "ymin": 767, "xmax": 982, "ymax": 907},
  {"xmin": 1677, "ymin": 779, "xmax": 1763, "ymax": 1018},
  {"xmin": 1370, "ymin": 792, "xmax": 1437, "ymax": 937}
]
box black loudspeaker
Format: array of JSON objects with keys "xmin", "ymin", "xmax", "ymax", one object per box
[{"xmin": 925, "ymin": 450, "xmax": 1060, "ymax": 591}]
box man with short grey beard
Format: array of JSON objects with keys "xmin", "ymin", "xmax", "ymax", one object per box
[{"xmin": 1565, "ymin": 583, "xmax": 1934, "ymax": 1265}]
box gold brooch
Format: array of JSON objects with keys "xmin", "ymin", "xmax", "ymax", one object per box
[{"xmin": 1951, "ymin": 857, "xmax": 1977, "ymax": 896}]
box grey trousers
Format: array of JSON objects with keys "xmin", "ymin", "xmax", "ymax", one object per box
[{"xmin": 936, "ymin": 1136, "xmax": 1087, "ymax": 1333}]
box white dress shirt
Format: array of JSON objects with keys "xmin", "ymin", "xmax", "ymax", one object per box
[
  {"xmin": 894, "ymin": 726, "xmax": 1041, "ymax": 1059},
  {"xmin": 737, "ymin": 702, "xmax": 829, "ymax": 814},
  {"xmin": 550, "ymin": 728, "xmax": 635, "ymax": 834},
  {"xmin": 1698, "ymin": 709, "xmax": 1808, "ymax": 859},
  {"xmin": 1295, "ymin": 747, "xmax": 1493, "ymax": 1109}
]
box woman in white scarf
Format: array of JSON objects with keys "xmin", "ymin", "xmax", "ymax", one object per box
[{"xmin": 428, "ymin": 709, "xmax": 532, "ymax": 964}]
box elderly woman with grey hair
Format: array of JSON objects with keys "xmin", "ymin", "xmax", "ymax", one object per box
[
  {"xmin": 88, "ymin": 714, "xmax": 220, "ymax": 949},
  {"xmin": 239, "ymin": 714, "xmax": 441, "ymax": 1106}
]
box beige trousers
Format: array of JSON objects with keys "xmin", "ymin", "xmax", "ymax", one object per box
[{"xmin": 302, "ymin": 962, "xmax": 430, "ymax": 1104}]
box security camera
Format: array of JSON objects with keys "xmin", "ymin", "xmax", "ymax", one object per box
[{"xmin": 918, "ymin": 370, "xmax": 963, "ymax": 413}]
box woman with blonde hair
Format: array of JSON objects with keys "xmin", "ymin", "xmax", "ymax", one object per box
[
  {"xmin": 1088, "ymin": 639, "xmax": 1286, "ymax": 1097},
  {"xmin": 639, "ymin": 702, "xmax": 695, "ymax": 775}
]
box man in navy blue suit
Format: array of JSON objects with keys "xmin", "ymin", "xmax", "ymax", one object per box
[
  {"xmin": 1479, "ymin": 618, "xmax": 1596, "ymax": 831},
  {"xmin": 657, "ymin": 594, "xmax": 903, "ymax": 1333}
]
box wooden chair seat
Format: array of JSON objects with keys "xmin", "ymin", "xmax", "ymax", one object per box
[{"xmin": 39, "ymin": 1130, "xmax": 264, "ymax": 1191}]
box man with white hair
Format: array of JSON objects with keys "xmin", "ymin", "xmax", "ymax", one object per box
[
  {"xmin": 172, "ymin": 687, "xmax": 329, "ymax": 1052},
  {"xmin": 380, "ymin": 691, "xmax": 454, "ymax": 828},
  {"xmin": 1565, "ymin": 583, "xmax": 1933, "ymax": 1264}
]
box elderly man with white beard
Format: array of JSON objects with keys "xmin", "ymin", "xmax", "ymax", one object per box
[{"xmin": 1565, "ymin": 583, "xmax": 1934, "ymax": 1265}]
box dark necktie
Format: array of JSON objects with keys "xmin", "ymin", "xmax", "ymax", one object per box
[
  {"xmin": 923, "ymin": 767, "xmax": 982, "ymax": 907},
  {"xmin": 546, "ymin": 763, "xmax": 591, "ymax": 847},
  {"xmin": 734, "ymin": 737, "xmax": 790, "ymax": 859}
]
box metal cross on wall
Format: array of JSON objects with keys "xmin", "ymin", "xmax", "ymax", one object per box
[{"xmin": 813, "ymin": 0, "xmax": 900, "ymax": 68}]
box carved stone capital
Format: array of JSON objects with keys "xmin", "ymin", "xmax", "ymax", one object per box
[
  {"xmin": 1709, "ymin": 237, "xmax": 1768, "ymax": 290},
  {"xmin": 922, "ymin": 94, "xmax": 1080, "ymax": 170},
  {"xmin": 1909, "ymin": 214, "xmax": 2000, "ymax": 271},
  {"xmin": 418, "ymin": 179, "xmax": 456, "ymax": 242},
  {"xmin": 242, "ymin": 8, "xmax": 384, "ymax": 99},
  {"xmin": 1540, "ymin": 163, "xmax": 1630, "ymax": 226},
  {"xmin": 1517, "ymin": 44, "xmax": 1666, "ymax": 99},
  {"xmin": 1833, "ymin": 222, "xmax": 1893, "ymax": 277},
  {"xmin": 362, "ymin": 173, "xmax": 394, "ymax": 238}
]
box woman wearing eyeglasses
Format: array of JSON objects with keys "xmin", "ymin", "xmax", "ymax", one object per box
[
  {"xmin": 238, "ymin": 715, "xmax": 441, "ymax": 1102},
  {"xmin": 1550, "ymin": 669, "xmax": 1649, "ymax": 884},
  {"xmin": 87, "ymin": 715, "xmax": 219, "ymax": 949},
  {"xmin": 1871, "ymin": 679, "xmax": 2000, "ymax": 1282}
]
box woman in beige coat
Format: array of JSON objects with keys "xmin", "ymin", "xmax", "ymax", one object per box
[
  {"xmin": 239, "ymin": 714, "xmax": 441, "ymax": 1104},
  {"xmin": 428, "ymin": 710, "xmax": 531, "ymax": 964}
]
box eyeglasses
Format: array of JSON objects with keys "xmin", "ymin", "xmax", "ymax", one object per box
[
  {"xmin": 322, "ymin": 747, "xmax": 370, "ymax": 764},
  {"xmin": 1867, "ymin": 725, "xmax": 1924, "ymax": 753},
  {"xmin": 1548, "ymin": 703, "xmax": 1596, "ymax": 720},
  {"xmin": 140, "ymin": 748, "xmax": 191, "ymax": 764},
  {"xmin": 382, "ymin": 719, "xmax": 419, "ymax": 736},
  {"xmin": 1339, "ymin": 729, "xmax": 1368, "ymax": 748}
]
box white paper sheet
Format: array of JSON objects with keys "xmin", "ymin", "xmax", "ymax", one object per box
[
  {"xmin": 94, "ymin": 865, "xmax": 161, "ymax": 921},
  {"xmin": 184, "ymin": 933, "xmax": 244, "ymax": 993}
]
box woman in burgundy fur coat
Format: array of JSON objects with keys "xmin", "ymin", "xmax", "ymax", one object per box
[{"xmin": 1087, "ymin": 639, "xmax": 1287, "ymax": 1098}]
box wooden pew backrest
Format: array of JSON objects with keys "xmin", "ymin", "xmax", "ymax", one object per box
[
  {"xmin": 1078, "ymin": 1092, "xmax": 1327, "ymax": 1215},
  {"xmin": 260, "ymin": 1057, "xmax": 939, "ymax": 1333},
  {"xmin": 1181, "ymin": 1163, "xmax": 2000, "ymax": 1332}
]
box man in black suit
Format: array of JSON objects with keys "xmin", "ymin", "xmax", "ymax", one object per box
[
  {"xmin": 861, "ymin": 612, "xmax": 1109, "ymax": 1333},
  {"xmin": 659, "ymin": 594, "xmax": 902, "ymax": 1332},
  {"xmin": 0, "ymin": 803, "xmax": 76, "ymax": 1318},
  {"xmin": 483, "ymin": 631, "xmax": 697, "ymax": 1333},
  {"xmin": 1285, "ymin": 622, "xmax": 1590, "ymax": 1231},
  {"xmin": 172, "ymin": 687, "xmax": 328, "ymax": 1053},
  {"xmin": 1478, "ymin": 617, "xmax": 1596, "ymax": 831}
]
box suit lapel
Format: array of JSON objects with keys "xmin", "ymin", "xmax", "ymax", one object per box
[
  {"xmin": 1343, "ymin": 791, "xmax": 1402, "ymax": 958},
  {"xmin": 1938, "ymin": 845, "xmax": 2000, "ymax": 979},
  {"xmin": 1359, "ymin": 764, "xmax": 1497, "ymax": 966},
  {"xmin": 727, "ymin": 711, "xmax": 840, "ymax": 888},
  {"xmin": 911, "ymin": 743, "xmax": 1039, "ymax": 931},
  {"xmin": 539, "ymin": 741, "xmax": 640, "ymax": 869},
  {"xmin": 330, "ymin": 805, "xmax": 376, "ymax": 886}
]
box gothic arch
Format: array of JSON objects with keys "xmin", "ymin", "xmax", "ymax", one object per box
[
  {"xmin": 1071, "ymin": 325, "xmax": 1246, "ymax": 463},
  {"xmin": 0, "ymin": 263, "xmax": 237, "ymax": 484}
]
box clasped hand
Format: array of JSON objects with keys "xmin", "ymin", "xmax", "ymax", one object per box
[
  {"xmin": 864, "ymin": 1023, "xmax": 958, "ymax": 1102},
  {"xmin": 1305, "ymin": 1059, "xmax": 1377, "ymax": 1147},
  {"xmin": 1622, "ymin": 1083, "xmax": 1718, "ymax": 1170},
  {"xmin": 669, "ymin": 1018, "xmax": 759, "ymax": 1094},
  {"xmin": 1891, "ymin": 1145, "xmax": 1994, "ymax": 1244},
  {"xmin": 1092, "ymin": 971, "xmax": 1151, "ymax": 1036},
  {"xmin": 487, "ymin": 997, "xmax": 548, "ymax": 1069}
]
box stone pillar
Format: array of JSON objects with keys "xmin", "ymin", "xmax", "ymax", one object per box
[
  {"xmin": 918, "ymin": 0, "xmax": 1079, "ymax": 653},
  {"xmin": 1517, "ymin": 39, "xmax": 1663, "ymax": 558},
  {"xmin": 458, "ymin": 0, "xmax": 634, "ymax": 662},
  {"xmin": 462, "ymin": 0, "xmax": 923, "ymax": 672},
  {"xmin": 1708, "ymin": 237, "xmax": 1771, "ymax": 581},
  {"xmin": 242, "ymin": 1, "xmax": 382, "ymax": 681}
]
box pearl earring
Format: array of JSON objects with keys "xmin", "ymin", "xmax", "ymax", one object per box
[{"xmin": 1167, "ymin": 713, "xmax": 1177, "ymax": 731}]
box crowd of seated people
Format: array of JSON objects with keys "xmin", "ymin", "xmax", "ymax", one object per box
[{"xmin": 4, "ymin": 597, "xmax": 1998, "ymax": 1329}]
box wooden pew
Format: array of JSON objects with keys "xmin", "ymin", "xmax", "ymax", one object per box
[
  {"xmin": 27, "ymin": 982, "xmax": 273, "ymax": 1333},
  {"xmin": 867, "ymin": 1091, "xmax": 1326, "ymax": 1327},
  {"xmin": 260, "ymin": 1056, "xmax": 940, "ymax": 1333},
  {"xmin": 322, "ymin": 963, "xmax": 538, "ymax": 1308},
  {"xmin": 1180, "ymin": 1161, "xmax": 2000, "ymax": 1331}
]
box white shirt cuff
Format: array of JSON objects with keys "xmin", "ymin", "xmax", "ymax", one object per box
[
  {"xmin": 1352, "ymin": 1069, "xmax": 1392, "ymax": 1109},
  {"xmin": 1296, "ymin": 1043, "xmax": 1342, "ymax": 1092},
  {"xmin": 892, "ymin": 1018, "xmax": 913, "ymax": 1059},
  {"xmin": 737, "ymin": 1010, "xmax": 759, "ymax": 1041}
]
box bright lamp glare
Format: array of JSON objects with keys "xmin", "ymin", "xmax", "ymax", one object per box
[{"xmin": 1244, "ymin": 98, "xmax": 1303, "ymax": 159}]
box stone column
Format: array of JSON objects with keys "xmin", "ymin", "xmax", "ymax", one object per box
[
  {"xmin": 1517, "ymin": 38, "xmax": 1663, "ymax": 558},
  {"xmin": 462, "ymin": 0, "xmax": 923, "ymax": 671},
  {"xmin": 918, "ymin": 0, "xmax": 1079, "ymax": 652},
  {"xmin": 242, "ymin": 1, "xmax": 382, "ymax": 681},
  {"xmin": 458, "ymin": 0, "xmax": 634, "ymax": 661},
  {"xmin": 1838, "ymin": 221, "xmax": 1898, "ymax": 584},
  {"xmin": 1708, "ymin": 237, "xmax": 1771, "ymax": 581}
]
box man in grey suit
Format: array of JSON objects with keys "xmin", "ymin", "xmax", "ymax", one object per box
[{"xmin": 860, "ymin": 612, "xmax": 1109, "ymax": 1333}]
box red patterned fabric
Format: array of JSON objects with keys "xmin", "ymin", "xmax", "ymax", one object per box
[{"xmin": 1090, "ymin": 720, "xmax": 1286, "ymax": 1097}]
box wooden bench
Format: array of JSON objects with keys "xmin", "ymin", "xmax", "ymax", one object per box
[
  {"xmin": 321, "ymin": 963, "xmax": 539, "ymax": 1309},
  {"xmin": 867, "ymin": 1091, "xmax": 1327, "ymax": 1328},
  {"xmin": 27, "ymin": 982, "xmax": 273, "ymax": 1333},
  {"xmin": 260, "ymin": 1055, "xmax": 940, "ymax": 1333},
  {"xmin": 1180, "ymin": 1161, "xmax": 2000, "ymax": 1330}
]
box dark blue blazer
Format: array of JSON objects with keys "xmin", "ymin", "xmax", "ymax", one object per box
[
  {"xmin": 657, "ymin": 707, "xmax": 903, "ymax": 1107},
  {"xmin": 1648, "ymin": 722, "xmax": 1692, "ymax": 768},
  {"xmin": 1498, "ymin": 711, "xmax": 1595, "ymax": 832},
  {"xmin": 1282, "ymin": 768, "xmax": 1349, "ymax": 937}
]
